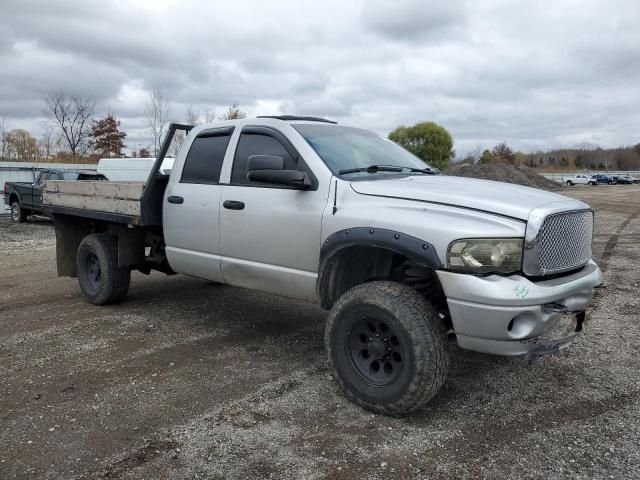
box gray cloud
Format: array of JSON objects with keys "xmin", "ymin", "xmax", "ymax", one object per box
[
  {"xmin": 361, "ymin": 0, "xmax": 468, "ymax": 41},
  {"xmin": 0, "ymin": 0, "xmax": 638, "ymax": 154}
]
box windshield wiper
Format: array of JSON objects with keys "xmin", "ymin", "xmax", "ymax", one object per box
[
  {"xmin": 338, "ymin": 164, "xmax": 438, "ymax": 176},
  {"xmin": 338, "ymin": 165, "xmax": 404, "ymax": 175}
]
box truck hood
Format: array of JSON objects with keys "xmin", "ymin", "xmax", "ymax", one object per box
[{"xmin": 350, "ymin": 175, "xmax": 577, "ymax": 221}]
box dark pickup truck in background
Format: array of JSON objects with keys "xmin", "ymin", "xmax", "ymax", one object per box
[{"xmin": 3, "ymin": 169, "xmax": 106, "ymax": 222}]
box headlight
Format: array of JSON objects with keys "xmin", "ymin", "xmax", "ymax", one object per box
[{"xmin": 447, "ymin": 238, "xmax": 523, "ymax": 274}]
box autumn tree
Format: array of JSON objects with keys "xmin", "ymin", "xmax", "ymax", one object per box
[
  {"xmin": 145, "ymin": 88, "xmax": 169, "ymax": 157},
  {"xmin": 5, "ymin": 129, "xmax": 39, "ymax": 161},
  {"xmin": 219, "ymin": 101, "xmax": 247, "ymax": 120},
  {"xmin": 44, "ymin": 92, "xmax": 95, "ymax": 157},
  {"xmin": 137, "ymin": 147, "xmax": 151, "ymax": 158},
  {"xmin": 90, "ymin": 114, "xmax": 127, "ymax": 158},
  {"xmin": 388, "ymin": 121, "xmax": 454, "ymax": 170},
  {"xmin": 491, "ymin": 143, "xmax": 515, "ymax": 164}
]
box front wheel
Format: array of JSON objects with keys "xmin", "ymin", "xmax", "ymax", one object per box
[
  {"xmin": 325, "ymin": 281, "xmax": 449, "ymax": 416},
  {"xmin": 77, "ymin": 234, "xmax": 131, "ymax": 305},
  {"xmin": 11, "ymin": 201, "xmax": 27, "ymax": 223}
]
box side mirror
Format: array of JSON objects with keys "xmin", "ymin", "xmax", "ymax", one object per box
[
  {"xmin": 247, "ymin": 155, "xmax": 284, "ymax": 171},
  {"xmin": 246, "ymin": 155, "xmax": 310, "ymax": 189}
]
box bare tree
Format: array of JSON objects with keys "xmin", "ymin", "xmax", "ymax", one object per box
[
  {"xmin": 204, "ymin": 108, "xmax": 216, "ymax": 123},
  {"xmin": 219, "ymin": 101, "xmax": 247, "ymax": 120},
  {"xmin": 38, "ymin": 125, "xmax": 56, "ymax": 160},
  {"xmin": 145, "ymin": 88, "xmax": 169, "ymax": 157},
  {"xmin": 185, "ymin": 105, "xmax": 201, "ymax": 126},
  {"xmin": 0, "ymin": 116, "xmax": 8, "ymax": 159},
  {"xmin": 44, "ymin": 92, "xmax": 95, "ymax": 157}
]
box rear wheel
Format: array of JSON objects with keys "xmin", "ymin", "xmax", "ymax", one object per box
[
  {"xmin": 325, "ymin": 281, "xmax": 449, "ymax": 416},
  {"xmin": 11, "ymin": 201, "xmax": 27, "ymax": 223},
  {"xmin": 566, "ymin": 180, "xmax": 573, "ymax": 186},
  {"xmin": 77, "ymin": 233, "xmax": 131, "ymax": 305}
]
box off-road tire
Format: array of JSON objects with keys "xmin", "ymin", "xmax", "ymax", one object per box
[
  {"xmin": 325, "ymin": 281, "xmax": 449, "ymax": 416},
  {"xmin": 77, "ymin": 234, "xmax": 131, "ymax": 305},
  {"xmin": 566, "ymin": 180, "xmax": 573, "ymax": 186},
  {"xmin": 11, "ymin": 201, "xmax": 27, "ymax": 223}
]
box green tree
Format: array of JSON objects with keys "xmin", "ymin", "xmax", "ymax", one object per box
[
  {"xmin": 91, "ymin": 114, "xmax": 127, "ymax": 158},
  {"xmin": 479, "ymin": 149, "xmax": 494, "ymax": 164},
  {"xmin": 5, "ymin": 129, "xmax": 39, "ymax": 161},
  {"xmin": 388, "ymin": 121, "xmax": 454, "ymax": 170}
]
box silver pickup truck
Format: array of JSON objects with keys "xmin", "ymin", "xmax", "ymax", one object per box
[{"xmin": 43, "ymin": 116, "xmax": 602, "ymax": 415}]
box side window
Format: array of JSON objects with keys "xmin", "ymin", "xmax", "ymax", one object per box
[
  {"xmin": 37, "ymin": 172, "xmax": 50, "ymax": 184},
  {"xmin": 180, "ymin": 133, "xmax": 232, "ymax": 184},
  {"xmin": 231, "ymin": 133, "xmax": 297, "ymax": 185}
]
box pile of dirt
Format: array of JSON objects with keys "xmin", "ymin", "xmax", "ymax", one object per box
[{"xmin": 445, "ymin": 163, "xmax": 562, "ymax": 191}]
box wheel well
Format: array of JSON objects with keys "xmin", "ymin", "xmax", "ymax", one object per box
[
  {"xmin": 318, "ymin": 245, "xmax": 449, "ymax": 319},
  {"xmin": 9, "ymin": 193, "xmax": 19, "ymax": 205}
]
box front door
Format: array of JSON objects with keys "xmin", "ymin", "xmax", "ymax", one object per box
[
  {"xmin": 163, "ymin": 128, "xmax": 234, "ymax": 282},
  {"xmin": 219, "ymin": 127, "xmax": 328, "ymax": 302}
]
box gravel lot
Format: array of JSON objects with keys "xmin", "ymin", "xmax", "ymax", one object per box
[{"xmin": 1, "ymin": 186, "xmax": 639, "ymax": 479}]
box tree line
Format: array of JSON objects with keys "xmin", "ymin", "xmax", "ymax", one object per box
[
  {"xmin": 458, "ymin": 142, "xmax": 640, "ymax": 171},
  {"xmin": 2, "ymin": 95, "xmax": 638, "ymax": 172},
  {"xmin": 0, "ymin": 90, "xmax": 247, "ymax": 163}
]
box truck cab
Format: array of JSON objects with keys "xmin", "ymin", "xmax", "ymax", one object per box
[{"xmin": 43, "ymin": 116, "xmax": 603, "ymax": 415}]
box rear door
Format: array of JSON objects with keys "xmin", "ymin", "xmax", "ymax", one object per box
[
  {"xmin": 163, "ymin": 127, "xmax": 234, "ymax": 282},
  {"xmin": 218, "ymin": 127, "xmax": 328, "ymax": 302},
  {"xmin": 29, "ymin": 171, "xmax": 48, "ymax": 209}
]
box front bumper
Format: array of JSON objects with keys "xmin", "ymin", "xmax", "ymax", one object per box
[{"xmin": 436, "ymin": 260, "xmax": 602, "ymax": 357}]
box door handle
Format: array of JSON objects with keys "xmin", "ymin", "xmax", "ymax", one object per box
[
  {"xmin": 223, "ymin": 200, "xmax": 245, "ymax": 210},
  {"xmin": 167, "ymin": 195, "xmax": 184, "ymax": 204}
]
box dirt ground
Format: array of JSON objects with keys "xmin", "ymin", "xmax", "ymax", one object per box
[{"xmin": 1, "ymin": 185, "xmax": 639, "ymax": 480}]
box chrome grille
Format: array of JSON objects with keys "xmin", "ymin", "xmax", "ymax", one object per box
[{"xmin": 524, "ymin": 209, "xmax": 593, "ymax": 276}]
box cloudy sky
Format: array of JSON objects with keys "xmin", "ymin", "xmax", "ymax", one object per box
[{"xmin": 1, "ymin": 0, "xmax": 638, "ymax": 156}]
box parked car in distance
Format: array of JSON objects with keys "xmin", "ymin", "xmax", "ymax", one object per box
[
  {"xmin": 563, "ymin": 174, "xmax": 590, "ymax": 186},
  {"xmin": 4, "ymin": 169, "xmax": 107, "ymax": 222},
  {"xmin": 588, "ymin": 174, "xmax": 616, "ymax": 185},
  {"xmin": 611, "ymin": 175, "xmax": 636, "ymax": 185}
]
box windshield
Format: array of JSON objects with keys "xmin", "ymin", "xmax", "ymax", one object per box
[{"xmin": 293, "ymin": 124, "xmax": 431, "ymax": 178}]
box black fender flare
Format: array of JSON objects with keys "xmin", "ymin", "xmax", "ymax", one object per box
[
  {"xmin": 317, "ymin": 227, "xmax": 442, "ymax": 309},
  {"xmin": 9, "ymin": 191, "xmax": 21, "ymax": 206}
]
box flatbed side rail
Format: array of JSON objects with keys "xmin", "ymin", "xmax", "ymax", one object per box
[
  {"xmin": 45, "ymin": 204, "xmax": 140, "ymax": 225},
  {"xmin": 139, "ymin": 123, "xmax": 194, "ymax": 226}
]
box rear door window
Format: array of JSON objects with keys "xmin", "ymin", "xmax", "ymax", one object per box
[{"xmin": 180, "ymin": 132, "xmax": 232, "ymax": 184}]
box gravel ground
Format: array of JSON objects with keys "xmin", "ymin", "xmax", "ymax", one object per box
[{"xmin": 0, "ymin": 185, "xmax": 639, "ymax": 479}]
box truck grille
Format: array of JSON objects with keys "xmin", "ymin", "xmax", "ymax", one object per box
[{"xmin": 524, "ymin": 209, "xmax": 593, "ymax": 276}]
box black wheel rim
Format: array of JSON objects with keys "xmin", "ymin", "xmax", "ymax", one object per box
[
  {"xmin": 84, "ymin": 252, "xmax": 101, "ymax": 294},
  {"xmin": 347, "ymin": 316, "xmax": 405, "ymax": 386}
]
